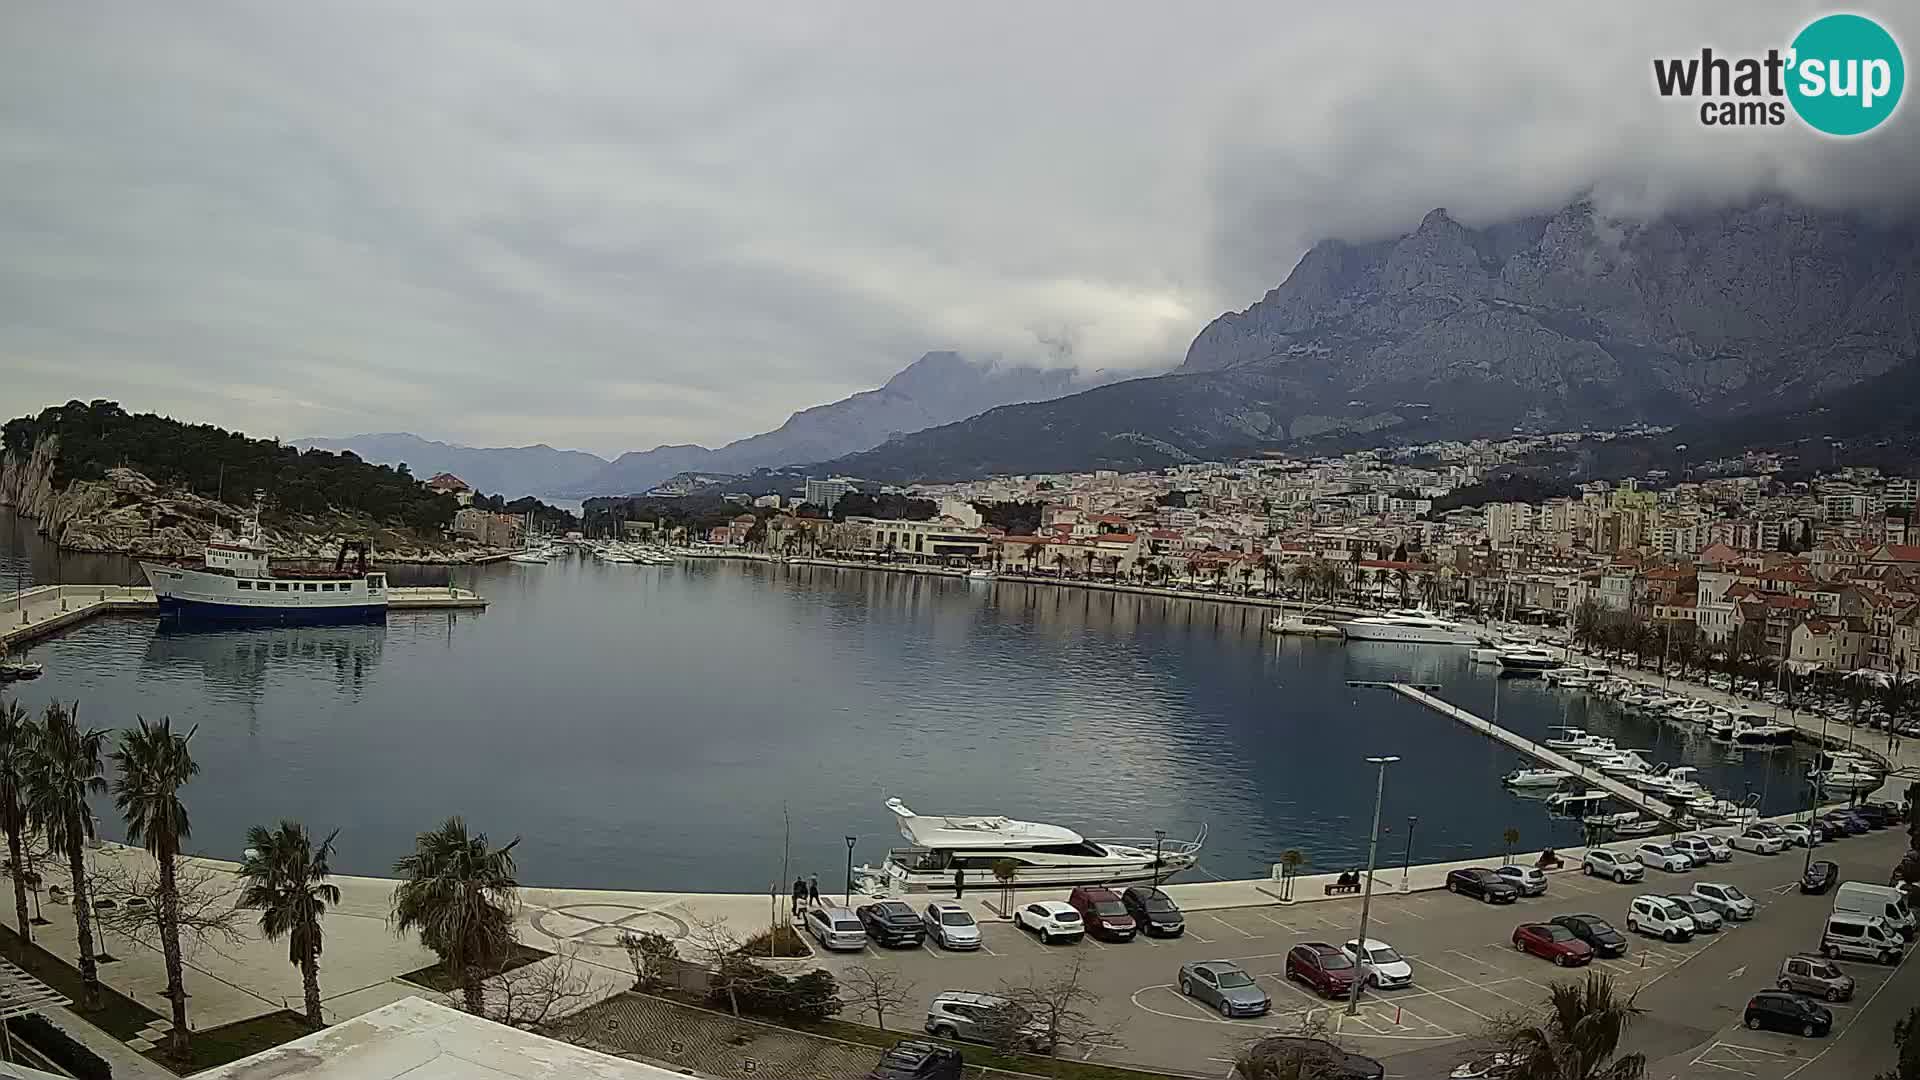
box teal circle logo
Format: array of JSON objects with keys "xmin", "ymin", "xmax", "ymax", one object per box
[{"xmin": 1787, "ymin": 14, "xmax": 1904, "ymax": 136}]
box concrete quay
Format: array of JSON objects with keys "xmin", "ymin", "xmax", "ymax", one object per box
[{"xmin": 1, "ymin": 583, "xmax": 488, "ymax": 650}]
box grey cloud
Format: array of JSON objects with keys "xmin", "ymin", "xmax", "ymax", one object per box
[{"xmin": 3, "ymin": 1, "xmax": 1916, "ymax": 455}]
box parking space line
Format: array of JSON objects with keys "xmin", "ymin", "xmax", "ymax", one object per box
[
  {"xmin": 979, "ymin": 941, "xmax": 1000, "ymax": 956},
  {"xmin": 1258, "ymin": 971, "xmax": 1329, "ymax": 1009},
  {"xmin": 1187, "ymin": 928, "xmax": 1215, "ymax": 944},
  {"xmin": 1391, "ymin": 905, "xmax": 1428, "ymax": 920},
  {"xmin": 1208, "ymin": 913, "xmax": 1258, "ymax": 939},
  {"xmin": 1433, "ymin": 952, "xmax": 1533, "ymax": 1008},
  {"xmin": 920, "ymin": 942, "xmax": 943, "ymax": 959},
  {"xmin": 1254, "ymin": 911, "xmax": 1297, "ymax": 931}
]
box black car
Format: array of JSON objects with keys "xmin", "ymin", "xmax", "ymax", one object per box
[
  {"xmin": 1744, "ymin": 991, "xmax": 1833, "ymax": 1038},
  {"xmin": 1551, "ymin": 913, "xmax": 1629, "ymax": 958},
  {"xmin": 1244, "ymin": 1037, "xmax": 1383, "ymax": 1080},
  {"xmin": 1852, "ymin": 803, "xmax": 1895, "ymax": 829},
  {"xmin": 1802, "ymin": 860, "xmax": 1840, "ymax": 895},
  {"xmin": 1446, "ymin": 868, "xmax": 1520, "ymax": 904},
  {"xmin": 856, "ymin": 901, "xmax": 927, "ymax": 948},
  {"xmin": 867, "ymin": 1040, "xmax": 963, "ymax": 1080},
  {"xmin": 1121, "ymin": 885, "xmax": 1186, "ymax": 937}
]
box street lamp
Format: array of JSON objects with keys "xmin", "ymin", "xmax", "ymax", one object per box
[
  {"xmin": 844, "ymin": 836, "xmax": 857, "ymax": 907},
  {"xmin": 1153, "ymin": 829, "xmax": 1167, "ymax": 889},
  {"xmin": 1347, "ymin": 755, "xmax": 1400, "ymax": 1016},
  {"xmin": 1399, "ymin": 816, "xmax": 1419, "ymax": 893}
]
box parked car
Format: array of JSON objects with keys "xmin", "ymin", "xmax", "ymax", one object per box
[
  {"xmin": 805, "ymin": 906, "xmax": 868, "ymax": 951},
  {"xmin": 1730, "ymin": 828, "xmax": 1786, "ymax": 855},
  {"xmin": 1671, "ymin": 836, "xmax": 1717, "ymax": 866},
  {"xmin": 1120, "ymin": 886, "xmax": 1186, "ymax": 937},
  {"xmin": 1743, "ymin": 991, "xmax": 1833, "ymax": 1038},
  {"xmin": 1286, "ymin": 942, "xmax": 1361, "ymax": 999},
  {"xmin": 1801, "ymin": 861, "xmax": 1840, "ymax": 895},
  {"xmin": 1494, "ymin": 865, "xmax": 1549, "ymax": 896},
  {"xmin": 1827, "ymin": 810, "xmax": 1872, "ymax": 836},
  {"xmin": 1245, "ymin": 1037, "xmax": 1384, "ymax": 1080},
  {"xmin": 1582, "ymin": 848, "xmax": 1646, "ymax": 884},
  {"xmin": 1551, "ymin": 913, "xmax": 1628, "ymax": 958},
  {"xmin": 868, "ymin": 1040, "xmax": 963, "ymax": 1080},
  {"xmin": 1636, "ymin": 842, "xmax": 1693, "ymax": 873},
  {"xmin": 1066, "ymin": 886, "xmax": 1136, "ymax": 942},
  {"xmin": 1341, "ymin": 938, "xmax": 1414, "ymax": 988},
  {"xmin": 1450, "ymin": 1053, "xmax": 1519, "ymax": 1079},
  {"xmin": 1778, "ymin": 823, "xmax": 1820, "ymax": 849},
  {"xmin": 1777, "ymin": 954, "xmax": 1854, "ymax": 1002},
  {"xmin": 1179, "ymin": 960, "xmax": 1272, "ymax": 1017},
  {"xmin": 1664, "ymin": 894, "xmax": 1723, "ymax": 932},
  {"xmin": 1446, "ymin": 867, "xmax": 1520, "ymax": 903},
  {"xmin": 1694, "ymin": 834, "xmax": 1734, "ymax": 862},
  {"xmin": 923, "ymin": 991, "xmax": 1042, "ymax": 1048},
  {"xmin": 1833, "ymin": 882, "xmax": 1917, "ymax": 939},
  {"xmin": 857, "ymin": 901, "xmax": 927, "ymax": 948},
  {"xmin": 921, "ymin": 902, "xmax": 981, "ymax": 950},
  {"xmin": 1512, "ymin": 923, "xmax": 1594, "ymax": 966},
  {"xmin": 1816, "ymin": 811, "xmax": 1858, "ymax": 837},
  {"xmin": 1013, "ymin": 901, "xmax": 1084, "ymax": 944},
  {"xmin": 1627, "ymin": 895, "xmax": 1696, "ymax": 942},
  {"xmin": 1692, "ymin": 882, "xmax": 1757, "ymax": 921},
  {"xmin": 1851, "ymin": 803, "xmax": 1895, "ymax": 829}
]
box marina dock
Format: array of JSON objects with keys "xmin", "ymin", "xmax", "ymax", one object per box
[
  {"xmin": 1388, "ymin": 681, "xmax": 1687, "ymax": 827},
  {"xmin": 3, "ymin": 583, "xmax": 487, "ymax": 649}
]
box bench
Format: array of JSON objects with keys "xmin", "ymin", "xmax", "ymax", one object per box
[{"xmin": 1324, "ymin": 883, "xmax": 1361, "ymax": 896}]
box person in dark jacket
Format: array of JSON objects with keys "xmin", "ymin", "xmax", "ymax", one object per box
[
  {"xmin": 807, "ymin": 874, "xmax": 821, "ymax": 908},
  {"xmin": 791, "ymin": 876, "xmax": 807, "ymax": 917},
  {"xmin": 954, "ymin": 867, "xmax": 965, "ymax": 899}
]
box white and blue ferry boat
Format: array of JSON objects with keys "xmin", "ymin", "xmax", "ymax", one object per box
[{"xmin": 141, "ymin": 511, "xmax": 388, "ymax": 623}]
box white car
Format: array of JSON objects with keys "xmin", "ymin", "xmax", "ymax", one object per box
[
  {"xmin": 1627, "ymin": 895, "xmax": 1696, "ymax": 942},
  {"xmin": 1341, "ymin": 937, "xmax": 1413, "ymax": 989},
  {"xmin": 1695, "ymin": 834, "xmax": 1734, "ymax": 862},
  {"xmin": 922, "ymin": 902, "xmax": 982, "ymax": 950},
  {"xmin": 1730, "ymin": 828, "xmax": 1786, "ymax": 855},
  {"xmin": 1670, "ymin": 836, "xmax": 1715, "ymax": 866},
  {"xmin": 1494, "ymin": 865, "xmax": 1548, "ymax": 896},
  {"xmin": 1778, "ymin": 823, "xmax": 1820, "ymax": 849},
  {"xmin": 1636, "ymin": 842, "xmax": 1692, "ymax": 873},
  {"xmin": 1582, "ymin": 848, "xmax": 1646, "ymax": 883},
  {"xmin": 1692, "ymin": 882, "xmax": 1756, "ymax": 921},
  {"xmin": 1013, "ymin": 900, "xmax": 1084, "ymax": 944},
  {"xmin": 1664, "ymin": 894, "xmax": 1724, "ymax": 932}
]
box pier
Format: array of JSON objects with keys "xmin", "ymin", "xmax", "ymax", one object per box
[
  {"xmin": 1388, "ymin": 681, "xmax": 1687, "ymax": 827},
  {"xmin": 3, "ymin": 583, "xmax": 487, "ymax": 649}
]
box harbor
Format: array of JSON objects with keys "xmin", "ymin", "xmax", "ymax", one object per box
[{"xmin": 2, "ymin": 582, "xmax": 488, "ymax": 650}]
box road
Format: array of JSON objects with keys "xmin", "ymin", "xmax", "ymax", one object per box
[{"xmin": 806, "ymin": 826, "xmax": 1913, "ymax": 1078}]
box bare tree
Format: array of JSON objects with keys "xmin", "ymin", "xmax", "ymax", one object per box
[
  {"xmin": 481, "ymin": 947, "xmax": 597, "ymax": 1033},
  {"xmin": 841, "ymin": 964, "xmax": 916, "ymax": 1031},
  {"xmin": 88, "ymin": 855, "xmax": 246, "ymax": 960},
  {"xmin": 994, "ymin": 956, "xmax": 1122, "ymax": 1058},
  {"xmin": 620, "ymin": 929, "xmax": 679, "ymax": 992},
  {"xmin": 686, "ymin": 914, "xmax": 780, "ymax": 1018}
]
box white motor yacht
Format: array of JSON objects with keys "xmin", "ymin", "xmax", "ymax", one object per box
[
  {"xmin": 861, "ymin": 798, "xmax": 1205, "ymax": 891},
  {"xmin": 1502, "ymin": 767, "xmax": 1574, "ymax": 789},
  {"xmin": 1267, "ymin": 614, "xmax": 1343, "ymax": 637},
  {"xmin": 1336, "ymin": 608, "xmax": 1483, "ymax": 646},
  {"xmin": 1809, "ymin": 752, "xmax": 1882, "ymax": 793},
  {"xmin": 1732, "ymin": 722, "xmax": 1794, "ymax": 747},
  {"xmin": 1567, "ymin": 739, "xmax": 1622, "ymax": 761},
  {"xmin": 1498, "ymin": 645, "xmax": 1561, "ymax": 672},
  {"xmin": 1544, "ymin": 727, "xmax": 1595, "ymax": 751},
  {"xmin": 1545, "ymin": 791, "xmax": 1608, "ymax": 814}
]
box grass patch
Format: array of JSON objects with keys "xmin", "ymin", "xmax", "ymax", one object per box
[
  {"xmin": 738, "ymin": 924, "xmax": 812, "ymax": 959},
  {"xmin": 399, "ymin": 942, "xmax": 553, "ymax": 993},
  {"xmin": 0, "ymin": 919, "xmax": 163, "ymax": 1041},
  {"xmin": 143, "ymin": 1010, "xmax": 314, "ymax": 1074},
  {"xmin": 807, "ymin": 1017, "xmax": 1184, "ymax": 1080}
]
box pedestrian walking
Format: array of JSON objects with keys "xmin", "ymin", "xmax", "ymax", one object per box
[
  {"xmin": 953, "ymin": 867, "xmax": 965, "ymax": 899},
  {"xmin": 807, "ymin": 874, "xmax": 821, "ymax": 908},
  {"xmin": 791, "ymin": 876, "xmax": 806, "ymax": 917}
]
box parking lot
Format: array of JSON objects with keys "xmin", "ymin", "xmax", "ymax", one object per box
[{"xmin": 805, "ymin": 826, "xmax": 1914, "ymax": 1077}]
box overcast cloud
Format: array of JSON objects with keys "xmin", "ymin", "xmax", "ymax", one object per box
[{"xmin": 3, "ymin": 1, "xmax": 1916, "ymax": 456}]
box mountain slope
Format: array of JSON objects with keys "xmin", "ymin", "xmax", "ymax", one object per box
[
  {"xmin": 573, "ymin": 352, "xmax": 1108, "ymax": 494},
  {"xmin": 823, "ymin": 199, "xmax": 1920, "ymax": 483},
  {"xmin": 291, "ymin": 433, "xmax": 607, "ymax": 499}
]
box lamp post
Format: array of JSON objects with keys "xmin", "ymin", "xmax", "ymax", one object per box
[
  {"xmin": 1347, "ymin": 755, "xmax": 1400, "ymax": 1016},
  {"xmin": 844, "ymin": 836, "xmax": 857, "ymax": 907},
  {"xmin": 1805, "ymin": 708, "xmax": 1833, "ymax": 877},
  {"xmin": 1153, "ymin": 829, "xmax": 1166, "ymax": 889},
  {"xmin": 1399, "ymin": 816, "xmax": 1418, "ymax": 893}
]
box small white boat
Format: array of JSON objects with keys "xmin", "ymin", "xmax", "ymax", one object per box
[
  {"xmin": 966, "ymin": 569, "xmax": 996, "ymax": 580},
  {"xmin": 1733, "ymin": 723, "xmax": 1795, "ymax": 747},
  {"xmin": 1810, "ymin": 752, "xmax": 1882, "ymax": 793},
  {"xmin": 1498, "ymin": 645, "xmax": 1561, "ymax": 672},
  {"xmin": 0, "ymin": 657, "xmax": 44, "ymax": 682},
  {"xmin": 1267, "ymin": 615, "xmax": 1343, "ymax": 637},
  {"xmin": 1567, "ymin": 739, "xmax": 1621, "ymax": 761},
  {"xmin": 1503, "ymin": 767, "xmax": 1574, "ymax": 788},
  {"xmin": 508, "ymin": 549, "xmax": 551, "ymax": 564},
  {"xmin": 1544, "ymin": 727, "xmax": 1594, "ymax": 751},
  {"xmin": 1546, "ymin": 791, "xmax": 1608, "ymax": 813}
]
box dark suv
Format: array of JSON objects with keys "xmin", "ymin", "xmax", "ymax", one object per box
[
  {"xmin": 1066, "ymin": 886, "xmax": 1137, "ymax": 942},
  {"xmin": 1285, "ymin": 943, "xmax": 1359, "ymax": 999},
  {"xmin": 1551, "ymin": 913, "xmax": 1628, "ymax": 958},
  {"xmin": 867, "ymin": 1040, "xmax": 963, "ymax": 1080},
  {"xmin": 1121, "ymin": 885, "xmax": 1185, "ymax": 937},
  {"xmin": 856, "ymin": 901, "xmax": 928, "ymax": 948},
  {"xmin": 1744, "ymin": 991, "xmax": 1833, "ymax": 1038}
]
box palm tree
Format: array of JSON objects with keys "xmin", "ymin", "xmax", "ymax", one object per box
[
  {"xmin": 1496, "ymin": 973, "xmax": 1646, "ymax": 1080},
  {"xmin": 0, "ymin": 701, "xmax": 34, "ymax": 942},
  {"xmin": 1289, "ymin": 562, "xmax": 1314, "ymax": 600},
  {"xmin": 239, "ymin": 821, "xmax": 341, "ymax": 1029},
  {"xmin": 1277, "ymin": 849, "xmax": 1307, "ymax": 901},
  {"xmin": 1052, "ymin": 551, "xmax": 1072, "ymax": 577},
  {"xmin": 111, "ymin": 717, "xmax": 200, "ymax": 1056},
  {"xmin": 25, "ymin": 701, "xmax": 109, "ymax": 1010},
  {"xmin": 391, "ymin": 817, "xmax": 521, "ymax": 1015},
  {"xmin": 1503, "ymin": 827, "xmax": 1521, "ymax": 866}
]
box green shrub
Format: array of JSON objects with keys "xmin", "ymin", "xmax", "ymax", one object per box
[{"xmin": 8, "ymin": 1013, "xmax": 113, "ymax": 1080}]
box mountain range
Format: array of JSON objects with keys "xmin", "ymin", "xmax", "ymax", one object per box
[
  {"xmin": 821, "ymin": 198, "xmax": 1920, "ymax": 482},
  {"xmin": 297, "ymin": 352, "xmax": 1111, "ymax": 498}
]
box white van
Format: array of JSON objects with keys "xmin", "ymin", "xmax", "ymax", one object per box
[
  {"xmin": 1833, "ymin": 882, "xmax": 1916, "ymax": 940},
  {"xmin": 1821, "ymin": 913, "xmax": 1904, "ymax": 965}
]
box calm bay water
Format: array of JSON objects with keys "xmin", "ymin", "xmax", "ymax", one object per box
[{"xmin": 2, "ymin": 510, "xmax": 1816, "ymax": 893}]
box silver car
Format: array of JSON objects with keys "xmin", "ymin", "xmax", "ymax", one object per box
[
  {"xmin": 922, "ymin": 902, "xmax": 982, "ymax": 950},
  {"xmin": 804, "ymin": 906, "xmax": 866, "ymax": 951},
  {"xmin": 1178, "ymin": 960, "xmax": 1272, "ymax": 1017},
  {"xmin": 1495, "ymin": 865, "xmax": 1549, "ymax": 896},
  {"xmin": 1665, "ymin": 894, "xmax": 1724, "ymax": 932},
  {"xmin": 923, "ymin": 990, "xmax": 1043, "ymax": 1048}
]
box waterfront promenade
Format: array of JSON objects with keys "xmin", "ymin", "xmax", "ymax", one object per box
[{"xmin": 1, "ymin": 583, "xmax": 489, "ymax": 649}]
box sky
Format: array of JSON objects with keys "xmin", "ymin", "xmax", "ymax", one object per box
[{"xmin": 3, "ymin": 2, "xmax": 1917, "ymax": 457}]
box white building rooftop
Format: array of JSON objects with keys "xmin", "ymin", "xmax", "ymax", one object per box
[{"xmin": 198, "ymin": 997, "xmax": 688, "ymax": 1080}]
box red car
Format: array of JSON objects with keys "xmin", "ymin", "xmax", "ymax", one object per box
[
  {"xmin": 1512, "ymin": 923, "xmax": 1594, "ymax": 967},
  {"xmin": 1066, "ymin": 886, "xmax": 1137, "ymax": 942},
  {"xmin": 1285, "ymin": 942, "xmax": 1359, "ymax": 998}
]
